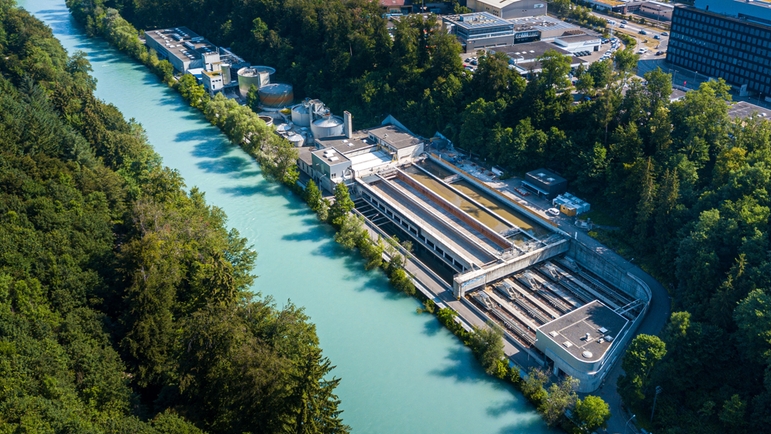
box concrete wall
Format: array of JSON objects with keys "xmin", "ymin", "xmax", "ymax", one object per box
[{"xmin": 569, "ymin": 241, "xmax": 650, "ymax": 301}]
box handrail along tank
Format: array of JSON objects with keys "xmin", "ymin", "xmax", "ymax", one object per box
[
  {"xmin": 237, "ymin": 66, "xmax": 276, "ymax": 98},
  {"xmin": 311, "ymin": 111, "xmax": 344, "ymax": 139},
  {"xmin": 258, "ymin": 83, "xmax": 294, "ymax": 109}
]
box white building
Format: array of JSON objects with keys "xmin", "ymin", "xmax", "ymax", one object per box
[{"xmin": 467, "ymin": 0, "xmax": 547, "ymax": 19}]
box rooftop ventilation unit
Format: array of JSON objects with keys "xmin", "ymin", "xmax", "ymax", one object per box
[
  {"xmin": 598, "ymin": 327, "xmax": 608, "ymax": 334},
  {"xmin": 563, "ymin": 341, "xmax": 573, "ymax": 348},
  {"xmin": 549, "ymin": 331, "xmax": 559, "ymax": 337}
]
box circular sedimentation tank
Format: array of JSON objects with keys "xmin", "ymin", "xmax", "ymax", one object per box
[
  {"xmin": 258, "ymin": 115, "xmax": 274, "ymax": 127},
  {"xmin": 258, "ymin": 83, "xmax": 294, "ymax": 109},
  {"xmin": 311, "ymin": 114, "xmax": 344, "ymax": 139},
  {"xmin": 236, "ymin": 66, "xmax": 276, "ymax": 98}
]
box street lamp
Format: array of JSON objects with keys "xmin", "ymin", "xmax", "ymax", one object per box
[
  {"xmin": 651, "ymin": 385, "xmax": 663, "ymax": 422},
  {"xmin": 625, "ymin": 414, "xmax": 637, "ymax": 433}
]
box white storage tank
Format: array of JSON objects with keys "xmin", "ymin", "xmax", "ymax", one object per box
[
  {"xmin": 285, "ymin": 131, "xmax": 305, "ymax": 147},
  {"xmin": 311, "ymin": 113, "xmax": 344, "ymax": 139},
  {"xmin": 291, "ymin": 103, "xmax": 311, "ymax": 127}
]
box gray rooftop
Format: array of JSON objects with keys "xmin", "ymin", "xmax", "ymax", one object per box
[
  {"xmin": 315, "ymin": 132, "xmax": 377, "ymax": 154},
  {"xmin": 526, "ymin": 168, "xmax": 566, "ymax": 186},
  {"xmin": 508, "ymin": 15, "xmax": 579, "ymax": 32},
  {"xmin": 538, "ymin": 301, "xmax": 628, "ymax": 362},
  {"xmin": 444, "ymin": 12, "xmax": 514, "ymax": 30},
  {"xmin": 727, "ymin": 101, "xmax": 771, "ymax": 120},
  {"xmin": 145, "ymin": 27, "xmax": 218, "ymax": 64},
  {"xmin": 368, "ymin": 125, "xmax": 423, "ymax": 150},
  {"xmin": 491, "ymin": 41, "xmax": 573, "ymax": 60},
  {"xmin": 556, "ymin": 33, "xmax": 602, "ymax": 42}
]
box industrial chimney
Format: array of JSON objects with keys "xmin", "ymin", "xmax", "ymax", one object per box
[{"xmin": 344, "ymin": 111, "xmax": 353, "ymax": 138}]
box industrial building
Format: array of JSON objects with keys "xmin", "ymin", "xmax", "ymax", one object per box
[
  {"xmin": 668, "ymin": 0, "xmax": 771, "ymax": 99},
  {"xmin": 144, "ymin": 27, "xmax": 294, "ymax": 105},
  {"xmin": 344, "ymin": 152, "xmax": 650, "ymax": 392},
  {"xmin": 522, "ymin": 169, "xmax": 567, "ymax": 199},
  {"xmin": 536, "ymin": 301, "xmax": 629, "ymax": 381},
  {"xmin": 467, "ymin": 0, "xmax": 547, "ymax": 19},
  {"xmin": 296, "ymin": 113, "xmax": 425, "ymax": 193}
]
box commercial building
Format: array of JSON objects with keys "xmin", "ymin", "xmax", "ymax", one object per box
[
  {"xmin": 553, "ymin": 34, "xmax": 601, "ymax": 54},
  {"xmin": 622, "ymin": 1, "xmax": 675, "ymax": 21},
  {"xmin": 668, "ymin": 0, "xmax": 771, "ymax": 98},
  {"xmin": 508, "ymin": 15, "xmax": 581, "ymax": 42},
  {"xmin": 467, "ymin": 0, "xmax": 547, "ymax": 19},
  {"xmin": 488, "ymin": 41, "xmax": 587, "ymax": 75},
  {"xmin": 443, "ymin": 12, "xmax": 517, "ymax": 52}
]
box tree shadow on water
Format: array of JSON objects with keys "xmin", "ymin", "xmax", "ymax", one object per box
[
  {"xmin": 220, "ymin": 181, "xmax": 282, "ymax": 197},
  {"xmin": 197, "ymin": 156, "xmax": 250, "ymax": 175},
  {"xmin": 421, "ymin": 315, "xmax": 443, "ymax": 337},
  {"xmin": 429, "ymin": 346, "xmax": 487, "ymax": 384}
]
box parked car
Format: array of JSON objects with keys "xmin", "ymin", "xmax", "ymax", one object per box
[
  {"xmin": 654, "ymin": 35, "xmax": 660, "ymax": 40},
  {"xmin": 639, "ymin": 29, "xmax": 648, "ymax": 35},
  {"xmin": 620, "ymin": 24, "xmax": 626, "ymax": 28},
  {"xmin": 621, "ymin": 19, "xmax": 628, "ymax": 24},
  {"xmin": 655, "ymin": 51, "xmax": 664, "ymax": 56},
  {"xmin": 661, "ymin": 32, "xmax": 668, "ymax": 36},
  {"xmin": 547, "ymin": 208, "xmax": 560, "ymax": 217}
]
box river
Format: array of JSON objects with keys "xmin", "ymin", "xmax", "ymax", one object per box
[{"xmin": 19, "ymin": 1, "xmax": 554, "ymax": 432}]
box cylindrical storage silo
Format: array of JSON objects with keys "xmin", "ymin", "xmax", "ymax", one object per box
[
  {"xmin": 237, "ymin": 67, "xmax": 262, "ymax": 98},
  {"xmin": 311, "ymin": 115, "xmax": 344, "ymax": 140},
  {"xmin": 291, "ymin": 103, "xmax": 311, "ymax": 127},
  {"xmin": 285, "ymin": 131, "xmax": 305, "ymax": 147},
  {"xmin": 253, "ymin": 66, "xmax": 275, "ymax": 87},
  {"xmin": 221, "ymin": 63, "xmax": 231, "ymax": 85},
  {"xmin": 258, "ymin": 83, "xmax": 294, "ymax": 109}
]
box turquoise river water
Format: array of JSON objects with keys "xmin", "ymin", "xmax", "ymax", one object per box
[{"xmin": 19, "ymin": 1, "xmax": 554, "ymax": 432}]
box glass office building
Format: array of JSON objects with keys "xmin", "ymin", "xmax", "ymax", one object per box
[{"xmin": 668, "ymin": 3, "xmax": 771, "ymax": 96}]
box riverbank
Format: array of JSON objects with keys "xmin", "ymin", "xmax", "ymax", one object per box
[{"xmin": 37, "ymin": 1, "xmax": 557, "ymax": 432}]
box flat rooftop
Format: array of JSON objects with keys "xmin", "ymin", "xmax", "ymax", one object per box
[
  {"xmin": 312, "ymin": 148, "xmax": 350, "ymax": 165},
  {"xmin": 526, "ymin": 168, "xmax": 566, "ymax": 186},
  {"xmin": 350, "ymin": 150, "xmax": 391, "ymax": 174},
  {"xmin": 444, "ymin": 12, "xmax": 513, "ymax": 30},
  {"xmin": 145, "ymin": 27, "xmax": 218, "ymax": 65},
  {"xmin": 316, "ymin": 132, "xmax": 376, "ymax": 154},
  {"xmin": 475, "ymin": 0, "xmax": 528, "ymax": 8},
  {"xmin": 538, "ymin": 301, "xmax": 628, "ymax": 363},
  {"xmin": 508, "ymin": 15, "xmax": 579, "ymax": 32},
  {"xmin": 556, "ymin": 34, "xmax": 601, "ymax": 43},
  {"xmin": 727, "ymin": 101, "xmax": 771, "ymax": 119},
  {"xmin": 368, "ymin": 125, "xmax": 422, "ymax": 150},
  {"xmin": 491, "ymin": 41, "xmax": 574, "ymax": 60}
]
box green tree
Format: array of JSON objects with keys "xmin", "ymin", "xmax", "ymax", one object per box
[
  {"xmin": 329, "ymin": 183, "xmax": 355, "ymax": 226},
  {"xmin": 304, "ymin": 180, "xmax": 323, "ymax": 213},
  {"xmin": 574, "ymin": 395, "xmax": 611, "ymax": 432},
  {"xmin": 618, "ymin": 334, "xmax": 667, "ymax": 406},
  {"xmin": 522, "ymin": 367, "xmax": 549, "ymax": 404},
  {"xmin": 539, "ymin": 376, "xmax": 578, "ymax": 426},
  {"xmin": 469, "ymin": 322, "xmax": 505, "ymax": 375}
]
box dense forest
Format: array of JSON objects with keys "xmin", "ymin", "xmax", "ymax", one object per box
[
  {"xmin": 62, "ymin": 0, "xmax": 771, "ymax": 432},
  {"xmin": 0, "ymin": 2, "xmax": 348, "ymax": 432}
]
